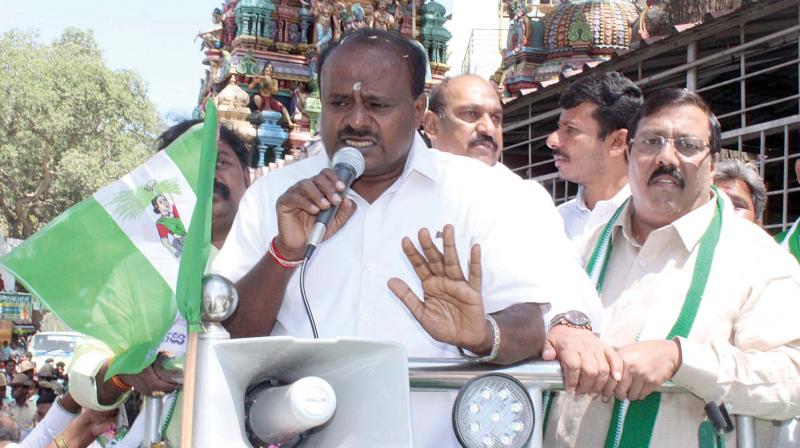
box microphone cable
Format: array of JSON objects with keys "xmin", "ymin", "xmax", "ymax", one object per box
[{"xmin": 299, "ymin": 256, "xmax": 319, "ymax": 339}]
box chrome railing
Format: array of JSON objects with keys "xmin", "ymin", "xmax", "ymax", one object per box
[{"xmin": 407, "ymin": 359, "xmax": 787, "ymax": 448}]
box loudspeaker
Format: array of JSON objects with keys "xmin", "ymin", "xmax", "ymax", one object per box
[{"xmin": 192, "ymin": 336, "xmax": 413, "ymax": 447}]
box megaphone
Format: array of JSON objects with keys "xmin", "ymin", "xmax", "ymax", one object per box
[{"xmin": 191, "ymin": 275, "xmax": 413, "ymax": 447}]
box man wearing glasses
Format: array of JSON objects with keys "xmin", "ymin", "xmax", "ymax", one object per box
[{"xmin": 545, "ymin": 88, "xmax": 800, "ymax": 447}]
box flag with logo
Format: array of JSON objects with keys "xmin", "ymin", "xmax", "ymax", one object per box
[{"xmin": 0, "ymin": 103, "xmax": 218, "ymax": 377}]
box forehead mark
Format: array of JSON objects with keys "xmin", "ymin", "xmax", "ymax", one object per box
[{"xmin": 352, "ymin": 81, "xmax": 362, "ymax": 92}]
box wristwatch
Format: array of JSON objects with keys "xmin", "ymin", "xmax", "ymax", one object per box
[{"xmin": 549, "ymin": 310, "xmax": 592, "ymax": 332}]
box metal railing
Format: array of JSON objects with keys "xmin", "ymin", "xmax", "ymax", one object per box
[{"xmin": 407, "ymin": 359, "xmax": 797, "ymax": 448}]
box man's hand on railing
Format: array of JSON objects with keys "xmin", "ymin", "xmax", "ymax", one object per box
[
  {"xmin": 610, "ymin": 340, "xmax": 682, "ymax": 402},
  {"xmin": 542, "ymin": 325, "xmax": 622, "ymax": 397}
]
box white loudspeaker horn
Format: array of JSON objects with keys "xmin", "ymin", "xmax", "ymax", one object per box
[{"xmin": 192, "ymin": 275, "xmax": 413, "ymax": 447}]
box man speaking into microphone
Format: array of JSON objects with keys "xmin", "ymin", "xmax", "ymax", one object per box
[{"xmin": 213, "ymin": 28, "xmax": 605, "ymax": 446}]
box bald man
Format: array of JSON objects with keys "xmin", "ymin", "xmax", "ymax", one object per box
[{"xmin": 424, "ymin": 74, "xmax": 504, "ymax": 166}]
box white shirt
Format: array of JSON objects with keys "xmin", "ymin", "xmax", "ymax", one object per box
[
  {"xmin": 557, "ymin": 184, "xmax": 630, "ymax": 242},
  {"xmin": 547, "ymin": 193, "xmax": 800, "ymax": 447},
  {"xmin": 214, "ymin": 134, "xmax": 602, "ymax": 446},
  {"xmin": 18, "ymin": 399, "xmax": 77, "ymax": 448}
]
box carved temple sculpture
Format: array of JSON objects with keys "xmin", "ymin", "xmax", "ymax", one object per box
[
  {"xmin": 500, "ymin": 0, "xmax": 641, "ymax": 98},
  {"xmin": 194, "ymin": 0, "xmax": 452, "ymax": 178}
]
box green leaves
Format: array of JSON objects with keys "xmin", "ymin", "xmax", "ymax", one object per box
[{"xmin": 0, "ymin": 28, "xmax": 160, "ymax": 238}]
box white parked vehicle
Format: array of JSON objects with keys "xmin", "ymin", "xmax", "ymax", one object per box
[{"xmin": 29, "ymin": 331, "xmax": 84, "ymax": 371}]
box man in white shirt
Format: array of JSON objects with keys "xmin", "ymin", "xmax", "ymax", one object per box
[
  {"xmin": 547, "ymin": 72, "xmax": 642, "ymax": 241},
  {"xmin": 547, "ymin": 88, "xmax": 800, "ymax": 447},
  {"xmin": 423, "ymin": 74, "xmax": 504, "ymax": 167},
  {"xmin": 214, "ymin": 28, "xmax": 612, "ymax": 446}
]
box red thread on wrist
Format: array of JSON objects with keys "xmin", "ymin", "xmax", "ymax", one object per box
[{"xmin": 269, "ymin": 237, "xmax": 303, "ymax": 268}]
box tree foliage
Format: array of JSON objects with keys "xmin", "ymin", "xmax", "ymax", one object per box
[{"xmin": 0, "ymin": 28, "xmax": 160, "ymax": 238}]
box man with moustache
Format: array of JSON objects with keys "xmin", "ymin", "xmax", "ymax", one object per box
[
  {"xmin": 65, "ymin": 122, "xmax": 252, "ymax": 447},
  {"xmin": 547, "ymin": 72, "xmax": 642, "ymax": 241},
  {"xmin": 424, "ymin": 74, "xmax": 504, "ymax": 167},
  {"xmin": 214, "ymin": 28, "xmax": 609, "ymax": 446},
  {"xmin": 545, "ymin": 88, "xmax": 800, "ymax": 447}
]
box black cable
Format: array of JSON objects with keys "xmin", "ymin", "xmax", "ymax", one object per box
[{"xmin": 299, "ymin": 257, "xmax": 318, "ymax": 339}]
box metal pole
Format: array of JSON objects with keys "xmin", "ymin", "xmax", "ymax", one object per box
[
  {"xmin": 409, "ymin": 359, "xmax": 766, "ymax": 448},
  {"xmin": 740, "ymin": 24, "xmax": 747, "ymax": 129},
  {"xmin": 686, "ymin": 41, "xmax": 697, "ymax": 90},
  {"xmin": 142, "ymin": 394, "xmax": 165, "ymax": 448},
  {"xmin": 736, "ymin": 414, "xmax": 756, "ymax": 448}
]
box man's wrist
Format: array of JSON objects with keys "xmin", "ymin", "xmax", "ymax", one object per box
[
  {"xmin": 462, "ymin": 317, "xmax": 495, "ymax": 355},
  {"xmin": 459, "ymin": 315, "xmax": 501, "ymax": 363},
  {"xmin": 548, "ymin": 310, "xmax": 592, "ymax": 332},
  {"xmin": 272, "ymin": 235, "xmax": 304, "ymax": 263}
]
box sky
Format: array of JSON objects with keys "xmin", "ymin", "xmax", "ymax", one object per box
[
  {"xmin": 4, "ymin": 0, "xmax": 467, "ymax": 125},
  {"xmin": 6, "ymin": 0, "xmax": 230, "ymax": 124}
]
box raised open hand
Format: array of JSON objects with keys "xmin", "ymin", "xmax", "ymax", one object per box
[{"xmin": 388, "ymin": 224, "xmax": 492, "ymax": 353}]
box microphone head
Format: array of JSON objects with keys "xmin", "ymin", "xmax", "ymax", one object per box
[{"xmin": 331, "ymin": 147, "xmax": 366, "ymax": 178}]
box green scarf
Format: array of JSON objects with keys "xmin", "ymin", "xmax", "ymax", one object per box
[
  {"xmin": 602, "ymin": 191, "xmax": 723, "ymax": 448},
  {"xmin": 157, "ymin": 216, "xmax": 187, "ymax": 237}
]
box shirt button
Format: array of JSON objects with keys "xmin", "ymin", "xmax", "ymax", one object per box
[
  {"xmin": 639, "ymin": 260, "xmax": 648, "ymax": 268},
  {"xmin": 362, "ymin": 315, "xmax": 370, "ymax": 322},
  {"xmin": 365, "ymin": 262, "xmax": 376, "ymax": 271}
]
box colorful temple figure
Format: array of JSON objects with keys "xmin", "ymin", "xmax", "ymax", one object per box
[
  {"xmin": 221, "ymin": 0, "xmax": 240, "ymax": 47},
  {"xmin": 248, "ymin": 64, "xmax": 296, "ymax": 129},
  {"xmin": 507, "ymin": 0, "xmax": 531, "ymax": 51},
  {"xmin": 371, "ymin": 0, "xmax": 396, "ymax": 30},
  {"xmin": 341, "ymin": 2, "xmax": 367, "ymax": 32},
  {"xmin": 312, "ymin": 0, "xmax": 340, "ymax": 50},
  {"xmin": 290, "ymin": 82, "xmax": 308, "ymax": 122},
  {"xmin": 196, "ymin": 8, "xmax": 225, "ymax": 51},
  {"xmin": 152, "ymin": 193, "xmax": 187, "ymax": 259}
]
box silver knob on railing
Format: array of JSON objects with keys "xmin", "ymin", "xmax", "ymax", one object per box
[{"xmin": 201, "ymin": 274, "xmax": 238, "ymax": 323}]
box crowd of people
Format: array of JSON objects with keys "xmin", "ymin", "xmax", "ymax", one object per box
[{"xmin": 7, "ymin": 27, "xmax": 800, "ymax": 447}]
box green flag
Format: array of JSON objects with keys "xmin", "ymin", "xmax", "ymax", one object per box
[{"xmin": 0, "ymin": 103, "xmax": 218, "ymax": 377}]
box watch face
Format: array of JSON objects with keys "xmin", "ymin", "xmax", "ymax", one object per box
[{"xmin": 565, "ymin": 310, "xmax": 590, "ymax": 326}]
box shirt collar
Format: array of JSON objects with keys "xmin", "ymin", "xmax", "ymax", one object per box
[
  {"xmin": 616, "ymin": 190, "xmax": 718, "ymax": 251},
  {"xmin": 398, "ymin": 132, "xmax": 437, "ymax": 183},
  {"xmin": 575, "ymin": 184, "xmax": 631, "ymax": 212}
]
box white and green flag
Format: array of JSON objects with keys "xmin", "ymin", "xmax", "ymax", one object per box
[{"xmin": 0, "ymin": 103, "xmax": 218, "ymax": 376}]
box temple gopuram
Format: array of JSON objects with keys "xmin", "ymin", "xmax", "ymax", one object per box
[
  {"xmin": 193, "ymin": 0, "xmax": 452, "ymax": 177},
  {"xmin": 500, "ymin": 0, "xmax": 642, "ymax": 98}
]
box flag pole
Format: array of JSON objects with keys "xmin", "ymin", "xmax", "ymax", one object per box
[
  {"xmin": 178, "ymin": 101, "xmax": 219, "ymax": 448},
  {"xmin": 180, "ymin": 331, "xmax": 199, "ymax": 448}
]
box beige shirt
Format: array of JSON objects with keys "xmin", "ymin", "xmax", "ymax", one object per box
[
  {"xmin": 6, "ymin": 399, "xmax": 36, "ymax": 436},
  {"xmin": 546, "ymin": 193, "xmax": 800, "ymax": 447}
]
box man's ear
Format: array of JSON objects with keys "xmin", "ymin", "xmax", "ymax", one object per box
[
  {"xmin": 606, "ymin": 128, "xmax": 629, "ymax": 158},
  {"xmin": 710, "ymin": 151, "xmax": 720, "ymax": 174},
  {"xmin": 423, "ymin": 110, "xmax": 440, "ymax": 141},
  {"xmin": 243, "ymin": 167, "xmax": 252, "ymax": 188},
  {"xmin": 414, "ymin": 94, "xmax": 427, "ymax": 127}
]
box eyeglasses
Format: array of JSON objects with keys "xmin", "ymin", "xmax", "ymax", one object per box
[{"xmin": 632, "ymin": 135, "xmax": 710, "ymax": 157}]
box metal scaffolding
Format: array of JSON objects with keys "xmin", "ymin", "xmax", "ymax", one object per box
[{"xmin": 501, "ymin": 0, "xmax": 800, "ymax": 233}]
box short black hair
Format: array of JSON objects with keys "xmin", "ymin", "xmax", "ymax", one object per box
[
  {"xmin": 36, "ymin": 388, "xmax": 56, "ymax": 406},
  {"xmin": 155, "ymin": 119, "xmax": 252, "ymax": 169},
  {"xmin": 627, "ymin": 88, "xmax": 721, "ymax": 154},
  {"xmin": 316, "ymin": 28, "xmax": 427, "ymax": 98},
  {"xmin": 219, "ymin": 124, "xmax": 252, "ymax": 169},
  {"xmin": 559, "ymin": 72, "xmax": 643, "ymax": 139}
]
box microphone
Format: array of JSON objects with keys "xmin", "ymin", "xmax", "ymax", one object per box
[
  {"xmin": 304, "ymin": 147, "xmax": 365, "ymax": 258},
  {"xmin": 246, "ymin": 376, "xmax": 337, "ymax": 446}
]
